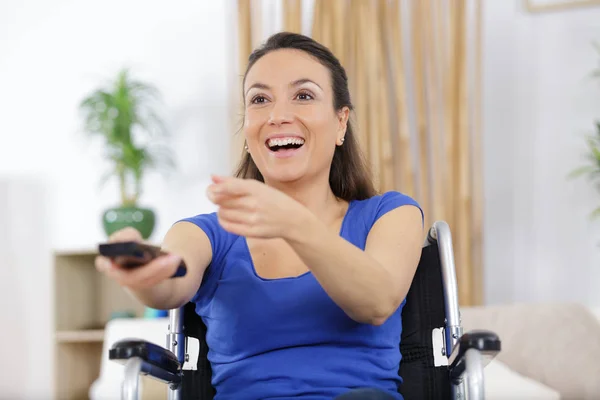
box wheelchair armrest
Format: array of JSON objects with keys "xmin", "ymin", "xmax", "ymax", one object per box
[
  {"xmin": 448, "ymin": 330, "xmax": 501, "ymax": 383},
  {"xmin": 109, "ymin": 339, "xmax": 182, "ymax": 377}
]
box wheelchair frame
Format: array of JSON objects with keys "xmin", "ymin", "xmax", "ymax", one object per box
[{"xmin": 114, "ymin": 221, "xmax": 499, "ymax": 400}]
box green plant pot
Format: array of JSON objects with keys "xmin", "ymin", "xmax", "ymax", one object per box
[{"xmin": 102, "ymin": 206, "xmax": 156, "ymax": 239}]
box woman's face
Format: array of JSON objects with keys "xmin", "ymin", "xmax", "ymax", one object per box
[{"xmin": 243, "ymin": 49, "xmax": 348, "ymax": 185}]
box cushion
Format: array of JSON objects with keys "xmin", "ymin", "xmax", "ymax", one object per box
[
  {"xmin": 462, "ymin": 303, "xmax": 600, "ymax": 399},
  {"xmin": 484, "ymin": 359, "xmax": 561, "ymax": 399}
]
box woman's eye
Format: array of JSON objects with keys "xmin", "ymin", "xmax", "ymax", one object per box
[
  {"xmin": 251, "ymin": 95, "xmax": 267, "ymax": 104},
  {"xmin": 296, "ymin": 91, "xmax": 314, "ymax": 101}
]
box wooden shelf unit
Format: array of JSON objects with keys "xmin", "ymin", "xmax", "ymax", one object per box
[
  {"xmin": 55, "ymin": 329, "xmax": 105, "ymax": 343},
  {"xmin": 53, "ymin": 248, "xmax": 146, "ymax": 400}
]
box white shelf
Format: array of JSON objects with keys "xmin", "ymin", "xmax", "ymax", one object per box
[{"xmin": 56, "ymin": 329, "xmax": 105, "ymax": 343}]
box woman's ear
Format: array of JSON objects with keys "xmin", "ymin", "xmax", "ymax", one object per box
[{"xmin": 337, "ymin": 107, "xmax": 350, "ymax": 139}]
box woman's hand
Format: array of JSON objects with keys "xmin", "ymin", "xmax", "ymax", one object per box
[
  {"xmin": 206, "ymin": 175, "xmax": 309, "ymax": 239},
  {"xmin": 94, "ymin": 227, "xmax": 183, "ymax": 290}
]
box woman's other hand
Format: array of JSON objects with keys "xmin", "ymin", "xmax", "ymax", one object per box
[{"xmin": 207, "ymin": 175, "xmax": 309, "ymax": 239}]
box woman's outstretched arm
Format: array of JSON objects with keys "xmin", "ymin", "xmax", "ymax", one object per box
[{"xmin": 285, "ymin": 204, "xmax": 423, "ymax": 325}]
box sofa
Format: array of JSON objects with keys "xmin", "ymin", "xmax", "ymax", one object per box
[{"xmin": 461, "ymin": 302, "xmax": 600, "ymax": 399}]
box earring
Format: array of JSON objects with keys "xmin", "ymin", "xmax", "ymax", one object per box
[
  {"xmin": 339, "ymin": 137, "xmax": 345, "ymax": 145},
  {"xmin": 244, "ymin": 144, "xmax": 249, "ymax": 152}
]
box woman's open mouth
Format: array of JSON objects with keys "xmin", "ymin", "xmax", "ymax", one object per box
[{"xmin": 265, "ymin": 137, "xmax": 305, "ymax": 158}]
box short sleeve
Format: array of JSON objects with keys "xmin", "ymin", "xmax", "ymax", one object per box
[
  {"xmin": 374, "ymin": 191, "xmax": 424, "ymax": 227},
  {"xmin": 176, "ymin": 213, "xmax": 238, "ymax": 306}
]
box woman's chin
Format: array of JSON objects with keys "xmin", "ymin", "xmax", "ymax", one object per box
[{"xmin": 262, "ymin": 168, "xmax": 306, "ymax": 185}]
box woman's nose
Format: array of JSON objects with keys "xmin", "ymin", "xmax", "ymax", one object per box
[{"xmin": 268, "ymin": 100, "xmax": 293, "ymax": 126}]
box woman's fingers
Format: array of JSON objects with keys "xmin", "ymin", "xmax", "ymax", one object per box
[
  {"xmin": 95, "ymin": 255, "xmax": 113, "ymax": 273},
  {"xmin": 217, "ymin": 207, "xmax": 258, "ymax": 226},
  {"xmin": 95, "ymin": 226, "xmax": 180, "ymax": 290},
  {"xmin": 207, "ymin": 177, "xmax": 259, "ymax": 203},
  {"xmin": 108, "ymin": 226, "xmax": 143, "ymax": 243},
  {"xmin": 207, "ymin": 188, "xmax": 248, "ymax": 206},
  {"xmin": 107, "ymin": 253, "xmax": 182, "ymax": 289}
]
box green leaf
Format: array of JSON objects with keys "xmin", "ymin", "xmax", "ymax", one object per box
[
  {"xmin": 590, "ymin": 207, "xmax": 600, "ymax": 220},
  {"xmin": 591, "ymin": 146, "xmax": 600, "ymax": 163},
  {"xmin": 568, "ymin": 165, "xmax": 598, "ymax": 179},
  {"xmin": 98, "ymin": 169, "xmax": 115, "ymax": 189}
]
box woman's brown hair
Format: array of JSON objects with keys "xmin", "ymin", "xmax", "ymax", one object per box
[{"xmin": 234, "ymin": 32, "xmax": 377, "ymax": 201}]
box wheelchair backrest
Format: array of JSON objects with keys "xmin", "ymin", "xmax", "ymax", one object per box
[{"xmin": 398, "ymin": 243, "xmax": 451, "ymax": 399}]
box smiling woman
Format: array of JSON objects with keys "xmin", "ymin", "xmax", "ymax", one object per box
[
  {"xmin": 235, "ymin": 34, "xmax": 376, "ymax": 203},
  {"xmin": 95, "ymin": 32, "xmax": 424, "ymax": 400},
  {"xmin": 241, "ymin": 47, "xmax": 347, "ymax": 187}
]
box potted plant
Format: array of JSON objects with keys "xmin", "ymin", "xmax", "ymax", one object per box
[
  {"xmin": 79, "ymin": 68, "xmax": 174, "ymax": 239},
  {"xmin": 569, "ymin": 122, "xmax": 600, "ymax": 220}
]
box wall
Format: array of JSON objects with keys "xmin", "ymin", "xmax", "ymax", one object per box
[
  {"xmin": 482, "ymin": 1, "xmax": 600, "ymax": 306},
  {"xmin": 0, "ymin": 0, "xmax": 233, "ymax": 251},
  {"xmin": 0, "ymin": 1, "xmax": 233, "ymax": 398},
  {"xmin": 0, "ymin": 178, "xmax": 51, "ymax": 399}
]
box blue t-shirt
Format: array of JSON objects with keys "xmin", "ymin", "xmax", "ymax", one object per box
[{"xmin": 180, "ymin": 191, "xmax": 423, "ymax": 400}]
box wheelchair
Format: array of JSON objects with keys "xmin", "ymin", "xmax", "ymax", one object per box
[{"xmin": 108, "ymin": 221, "xmax": 501, "ymax": 400}]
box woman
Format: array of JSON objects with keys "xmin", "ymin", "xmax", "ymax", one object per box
[{"xmin": 95, "ymin": 32, "xmax": 424, "ymax": 400}]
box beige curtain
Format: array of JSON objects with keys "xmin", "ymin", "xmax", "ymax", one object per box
[{"xmin": 235, "ymin": 0, "xmax": 483, "ymax": 306}]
